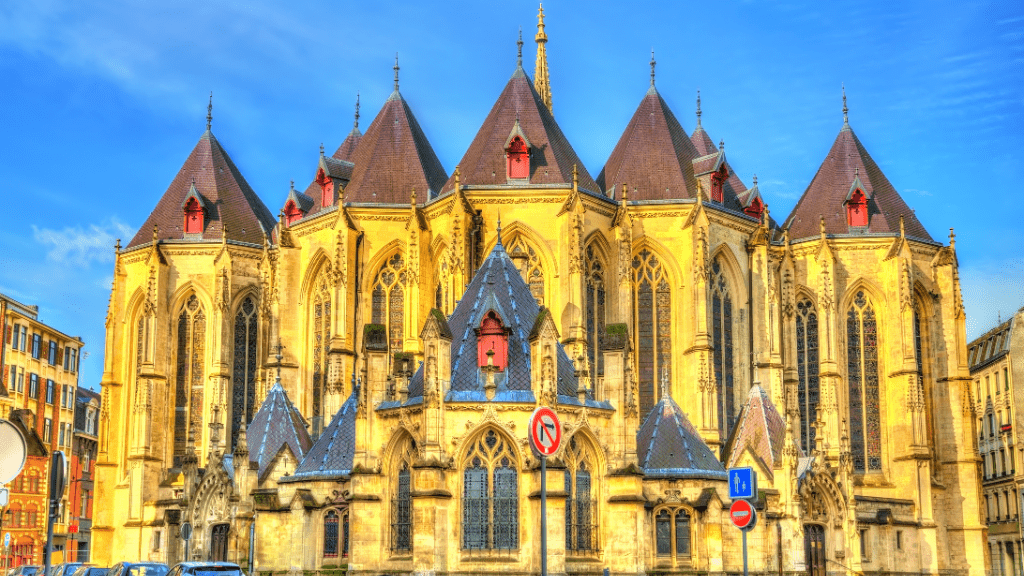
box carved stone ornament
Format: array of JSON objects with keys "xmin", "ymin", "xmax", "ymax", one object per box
[
  {"xmin": 694, "ymin": 227, "xmax": 710, "ymax": 284},
  {"xmin": 818, "ymin": 264, "xmax": 834, "ymax": 312},
  {"xmin": 781, "ymin": 267, "xmax": 795, "ymax": 318}
]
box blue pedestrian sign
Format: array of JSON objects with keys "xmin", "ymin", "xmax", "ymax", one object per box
[{"xmin": 728, "ymin": 467, "xmax": 757, "ymax": 500}]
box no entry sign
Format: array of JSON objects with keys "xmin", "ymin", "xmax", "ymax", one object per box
[
  {"xmin": 729, "ymin": 499, "xmax": 757, "ymax": 530},
  {"xmin": 529, "ymin": 406, "xmax": 562, "ymax": 457}
]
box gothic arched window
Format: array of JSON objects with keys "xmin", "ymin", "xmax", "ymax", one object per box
[
  {"xmin": 173, "ymin": 295, "xmax": 205, "ymax": 467},
  {"xmin": 655, "ymin": 507, "xmax": 691, "ymax": 560},
  {"xmin": 462, "ymin": 430, "xmax": 518, "ymax": 551},
  {"xmin": 586, "ymin": 245, "xmax": 606, "ymax": 379},
  {"xmin": 436, "ymin": 258, "xmax": 450, "ymax": 314},
  {"xmin": 711, "ymin": 258, "xmax": 735, "ymax": 438},
  {"xmin": 632, "ymin": 249, "xmax": 671, "ymax": 416},
  {"xmin": 311, "ymin": 267, "xmax": 332, "ymax": 432},
  {"xmin": 371, "ymin": 253, "xmax": 406, "ymax": 356},
  {"xmin": 391, "ymin": 438, "xmax": 414, "ymax": 553},
  {"xmin": 914, "ymin": 298, "xmax": 938, "ymax": 467},
  {"xmin": 507, "ymin": 236, "xmax": 544, "ymax": 306},
  {"xmin": 796, "ymin": 299, "xmax": 820, "ymax": 452},
  {"xmin": 323, "ymin": 508, "xmax": 349, "ymax": 560},
  {"xmin": 847, "ymin": 290, "xmax": 881, "ymax": 472},
  {"xmin": 564, "ymin": 436, "xmax": 597, "ymax": 553},
  {"xmin": 231, "ymin": 296, "xmax": 258, "ymax": 450}
]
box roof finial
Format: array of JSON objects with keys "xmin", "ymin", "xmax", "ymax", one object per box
[
  {"xmin": 206, "ymin": 92, "xmax": 213, "ymax": 131},
  {"xmin": 152, "ymin": 224, "xmax": 159, "ymax": 244},
  {"xmin": 534, "ymin": 3, "xmax": 552, "ymax": 114},
  {"xmin": 621, "ymin": 183, "xmax": 629, "ymax": 204},
  {"xmin": 517, "ymin": 27, "xmax": 524, "ymax": 67},
  {"xmin": 273, "ymin": 340, "xmax": 285, "ymax": 383},
  {"xmin": 454, "ymin": 165, "xmax": 461, "ymax": 191},
  {"xmin": 354, "ymin": 92, "xmax": 360, "ymax": 130},
  {"xmin": 842, "ymin": 83, "xmax": 849, "ymax": 127},
  {"xmin": 393, "ymin": 53, "xmax": 400, "ymax": 92},
  {"xmin": 320, "ymin": 143, "xmax": 325, "ymax": 157},
  {"xmin": 899, "ymin": 214, "xmax": 905, "ymax": 238},
  {"xmin": 820, "ymin": 215, "xmax": 826, "ymax": 236},
  {"xmin": 650, "ymin": 49, "xmax": 656, "ymax": 87},
  {"xmin": 696, "ymin": 89, "xmax": 702, "ymax": 128},
  {"xmin": 719, "ymin": 139, "xmax": 725, "ymax": 152},
  {"xmin": 854, "ymin": 167, "xmax": 859, "ymax": 178},
  {"xmin": 496, "ymin": 210, "xmax": 503, "ymax": 246},
  {"xmin": 572, "ymin": 163, "xmax": 579, "ymax": 193},
  {"xmin": 752, "ymin": 174, "xmax": 758, "ymax": 186},
  {"xmin": 949, "ymin": 227, "xmax": 955, "ymax": 249},
  {"xmin": 411, "ymin": 187, "xmax": 417, "ymax": 206},
  {"xmin": 290, "ymin": 179, "xmax": 295, "ymax": 191}
]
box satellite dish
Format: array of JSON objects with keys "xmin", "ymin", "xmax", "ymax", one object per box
[{"xmin": 0, "ymin": 419, "xmax": 27, "ymax": 484}]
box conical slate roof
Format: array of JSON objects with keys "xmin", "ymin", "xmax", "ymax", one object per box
[
  {"xmin": 333, "ymin": 127, "xmax": 362, "ymax": 162},
  {"xmin": 281, "ymin": 387, "xmax": 358, "ymax": 482},
  {"xmin": 784, "ymin": 123, "xmax": 932, "ymax": 242},
  {"xmin": 637, "ymin": 393, "xmax": 726, "ymax": 480},
  {"xmin": 127, "ymin": 129, "xmax": 276, "ymax": 248},
  {"xmin": 599, "ymin": 87, "xmax": 703, "ymax": 201},
  {"xmin": 343, "ymin": 90, "xmax": 447, "ymax": 203},
  {"xmin": 246, "ymin": 382, "xmax": 312, "ymax": 480},
  {"xmin": 726, "ymin": 385, "xmax": 797, "ymax": 470},
  {"xmin": 439, "ymin": 66, "xmax": 599, "ymax": 195},
  {"xmin": 689, "ymin": 125, "xmax": 752, "ymax": 213}
]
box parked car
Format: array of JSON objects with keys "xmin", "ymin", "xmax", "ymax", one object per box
[
  {"xmin": 165, "ymin": 564, "xmax": 243, "ymax": 576},
  {"xmin": 106, "ymin": 564, "xmax": 169, "ymax": 576},
  {"xmin": 70, "ymin": 568, "xmax": 107, "ymax": 576},
  {"xmin": 48, "ymin": 564, "xmax": 85, "ymax": 576},
  {"xmin": 9, "ymin": 566, "xmax": 40, "ymax": 576}
]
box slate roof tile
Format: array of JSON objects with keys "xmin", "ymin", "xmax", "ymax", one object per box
[
  {"xmin": 637, "ymin": 392, "xmax": 726, "ymax": 480},
  {"xmin": 725, "ymin": 384, "xmax": 799, "ymax": 470},
  {"xmin": 246, "ymin": 382, "xmax": 313, "ymax": 480},
  {"xmin": 282, "ymin": 388, "xmax": 358, "ymax": 482}
]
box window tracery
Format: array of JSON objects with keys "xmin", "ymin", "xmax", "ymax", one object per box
[
  {"xmin": 506, "ymin": 236, "xmax": 544, "ymax": 306},
  {"xmin": 847, "ymin": 290, "xmax": 881, "ymax": 472},
  {"xmin": 796, "ymin": 299, "xmax": 820, "ymax": 452},
  {"xmin": 462, "ymin": 429, "xmax": 518, "ymax": 550},
  {"xmin": 711, "ymin": 258, "xmax": 735, "ymax": 438},
  {"xmin": 585, "ymin": 245, "xmax": 606, "ymax": 378},
  {"xmin": 173, "ymin": 295, "xmax": 205, "ymax": 467},
  {"xmin": 564, "ymin": 435, "xmax": 597, "ymax": 553},
  {"xmin": 371, "ymin": 253, "xmax": 406, "ymax": 356},
  {"xmin": 312, "ymin": 268, "xmax": 332, "ymax": 429},
  {"xmin": 632, "ymin": 249, "xmax": 671, "ymax": 416},
  {"xmin": 231, "ymin": 296, "xmax": 258, "ymax": 450},
  {"xmin": 323, "ymin": 508, "xmax": 349, "ymax": 560}
]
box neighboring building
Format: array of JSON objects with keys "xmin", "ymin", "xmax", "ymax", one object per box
[
  {"xmin": 2, "ymin": 409, "xmax": 50, "ymax": 568},
  {"xmin": 69, "ymin": 387, "xmax": 100, "ymax": 562},
  {"xmin": 93, "ymin": 8, "xmax": 985, "ymax": 576},
  {"xmin": 1, "ymin": 293, "xmax": 84, "ymax": 566},
  {"xmin": 969, "ymin": 309, "xmax": 1024, "ymax": 576}
]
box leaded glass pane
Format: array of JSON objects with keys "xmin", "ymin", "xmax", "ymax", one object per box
[
  {"xmin": 797, "ymin": 300, "xmax": 820, "ymax": 452},
  {"xmin": 576, "ymin": 471, "xmax": 591, "ymax": 550},
  {"xmin": 463, "ymin": 466, "xmax": 488, "ymax": 549},
  {"xmin": 342, "ymin": 512, "xmax": 350, "ymax": 558},
  {"xmin": 633, "ymin": 249, "xmax": 670, "ymax": 415},
  {"xmin": 848, "ymin": 306, "xmax": 865, "ymax": 472},
  {"xmin": 586, "ymin": 247, "xmax": 606, "ymax": 377},
  {"xmin": 863, "ymin": 306, "xmax": 881, "ymax": 470},
  {"xmin": 656, "ymin": 510, "xmax": 671, "ymax": 555},
  {"xmin": 675, "ymin": 510, "xmax": 690, "ymax": 557},
  {"xmin": 231, "ymin": 296, "xmax": 258, "ymax": 450},
  {"xmin": 394, "ymin": 467, "xmax": 412, "ymax": 551},
  {"xmin": 848, "ymin": 292, "xmax": 881, "ymax": 472},
  {"xmin": 493, "ymin": 465, "xmax": 518, "ymax": 549},
  {"xmin": 174, "ymin": 295, "xmax": 204, "ymax": 467},
  {"xmin": 565, "ymin": 470, "xmax": 573, "ymax": 549},
  {"xmin": 657, "ymin": 281, "xmax": 672, "ymax": 387},
  {"xmin": 324, "ymin": 510, "xmax": 339, "ymax": 558},
  {"xmin": 637, "ymin": 278, "xmax": 655, "ymax": 414},
  {"xmin": 389, "ymin": 284, "xmax": 404, "ymax": 355}
]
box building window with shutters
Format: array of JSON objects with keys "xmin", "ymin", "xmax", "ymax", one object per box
[
  {"xmin": 44, "ymin": 418, "xmax": 52, "ymax": 443},
  {"xmin": 45, "ymin": 379, "xmax": 54, "ymax": 404},
  {"xmin": 564, "ymin": 435, "xmax": 598, "ymax": 554},
  {"xmin": 11, "ymin": 323, "xmax": 20, "ymax": 350},
  {"xmin": 847, "ymin": 290, "xmax": 882, "ymax": 473},
  {"xmin": 654, "ymin": 507, "xmax": 692, "ymax": 562},
  {"xmin": 48, "ymin": 340, "xmax": 57, "ymax": 365},
  {"xmin": 323, "ymin": 508, "xmax": 349, "ymax": 561},
  {"xmin": 462, "ymin": 429, "xmax": 518, "ymax": 551}
]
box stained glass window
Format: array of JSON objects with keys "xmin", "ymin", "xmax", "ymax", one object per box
[
  {"xmin": 564, "ymin": 435, "xmax": 596, "ymax": 553},
  {"xmin": 311, "ymin": 269, "xmax": 332, "ymax": 431},
  {"xmin": 711, "ymin": 258, "xmax": 734, "ymax": 438},
  {"xmin": 391, "ymin": 437, "xmax": 415, "ymax": 553},
  {"xmin": 173, "ymin": 295, "xmax": 205, "ymax": 467},
  {"xmin": 231, "ymin": 296, "xmax": 258, "ymax": 451},
  {"xmin": 585, "ymin": 245, "xmax": 606, "ymax": 378},
  {"xmin": 655, "ymin": 507, "xmax": 691, "ymax": 559},
  {"xmin": 462, "ymin": 429, "xmax": 518, "ymax": 550},
  {"xmin": 323, "ymin": 508, "xmax": 349, "ymax": 560},
  {"xmin": 371, "ymin": 254, "xmax": 406, "ymax": 357},
  {"xmin": 507, "ymin": 236, "xmax": 544, "ymax": 306},
  {"xmin": 848, "ymin": 291, "xmax": 881, "ymax": 472},
  {"xmin": 796, "ymin": 299, "xmax": 820, "ymax": 452},
  {"xmin": 632, "ymin": 249, "xmax": 671, "ymax": 416},
  {"xmin": 655, "ymin": 510, "xmax": 671, "ymax": 555},
  {"xmin": 674, "ymin": 510, "xmax": 691, "ymax": 558}
]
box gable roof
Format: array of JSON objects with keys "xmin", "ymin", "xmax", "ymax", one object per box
[
  {"xmin": 725, "ymin": 384, "xmax": 797, "ymax": 471},
  {"xmin": 636, "ymin": 392, "xmax": 726, "ymax": 480},
  {"xmin": 281, "ymin": 387, "xmax": 358, "ymax": 483},
  {"xmin": 343, "ymin": 90, "xmax": 447, "ymax": 204},
  {"xmin": 439, "ymin": 66, "xmax": 599, "ymax": 195},
  {"xmin": 784, "ymin": 124, "xmax": 932, "ymax": 242},
  {"xmin": 127, "ymin": 129, "xmax": 276, "ymax": 248},
  {"xmin": 246, "ymin": 382, "xmax": 312, "ymax": 480},
  {"xmin": 599, "ymin": 87, "xmax": 703, "ymax": 200}
]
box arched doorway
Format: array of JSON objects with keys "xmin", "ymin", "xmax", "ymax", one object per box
[
  {"xmin": 804, "ymin": 524, "xmax": 826, "ymax": 576},
  {"xmin": 210, "ymin": 524, "xmax": 230, "ymax": 562}
]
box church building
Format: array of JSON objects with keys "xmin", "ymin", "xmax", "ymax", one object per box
[{"xmin": 92, "ymin": 8, "xmax": 986, "ymax": 576}]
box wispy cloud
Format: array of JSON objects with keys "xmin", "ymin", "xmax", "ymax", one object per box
[
  {"xmin": 904, "ymin": 188, "xmax": 932, "ymax": 197},
  {"xmin": 32, "ymin": 219, "xmax": 134, "ymax": 266}
]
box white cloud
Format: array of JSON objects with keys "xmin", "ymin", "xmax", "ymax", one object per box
[{"xmin": 32, "ymin": 219, "xmax": 134, "ymax": 266}]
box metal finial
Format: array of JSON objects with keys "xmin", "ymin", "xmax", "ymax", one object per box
[
  {"xmin": 753, "ymin": 174, "xmax": 758, "ymax": 186},
  {"xmin": 354, "ymin": 92, "xmax": 360, "ymax": 130},
  {"xmin": 393, "ymin": 53, "xmax": 400, "ymax": 92},
  {"xmin": 206, "ymin": 92, "xmax": 213, "ymax": 131},
  {"xmin": 290, "ymin": 179, "xmax": 295, "ymax": 191},
  {"xmin": 659, "ymin": 366, "xmax": 669, "ymax": 401},
  {"xmin": 320, "ymin": 143, "xmax": 325, "ymax": 156},
  {"xmin": 517, "ymin": 27, "xmax": 524, "ymax": 67},
  {"xmin": 274, "ymin": 341, "xmax": 285, "ymax": 382},
  {"xmin": 719, "ymin": 139, "xmax": 725, "ymax": 152},
  {"xmin": 650, "ymin": 49, "xmax": 656, "ymax": 87},
  {"xmin": 496, "ymin": 210, "xmax": 503, "ymax": 246},
  {"xmin": 842, "ymin": 83, "xmax": 849, "ymax": 126},
  {"xmin": 696, "ymin": 89, "xmax": 702, "ymax": 127}
]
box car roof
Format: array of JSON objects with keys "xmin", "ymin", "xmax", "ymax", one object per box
[{"xmin": 172, "ymin": 564, "xmax": 239, "ymax": 569}]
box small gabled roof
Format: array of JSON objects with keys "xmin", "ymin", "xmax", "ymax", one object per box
[
  {"xmin": 343, "ymin": 90, "xmax": 447, "ymax": 203},
  {"xmin": 692, "ymin": 150, "xmax": 726, "ymax": 177},
  {"xmin": 784, "ymin": 123, "xmax": 932, "ymax": 242},
  {"xmin": 725, "ymin": 385, "xmax": 798, "ymax": 471},
  {"xmin": 128, "ymin": 129, "xmax": 276, "ymax": 248},
  {"xmin": 636, "ymin": 393, "xmax": 726, "ymax": 480},
  {"xmin": 285, "ymin": 183, "xmax": 314, "ymax": 213},
  {"xmin": 439, "ymin": 65, "xmax": 599, "ymax": 195},
  {"xmin": 181, "ymin": 181, "xmax": 209, "ymax": 210},
  {"xmin": 689, "ymin": 126, "xmax": 751, "ymax": 212},
  {"xmin": 282, "ymin": 388, "xmax": 358, "ymax": 483},
  {"xmin": 739, "ymin": 179, "xmax": 763, "ymax": 210},
  {"xmin": 844, "ymin": 174, "xmax": 869, "ymax": 202},
  {"xmin": 598, "ymin": 87, "xmax": 702, "ymax": 201},
  {"xmin": 320, "ymin": 155, "xmax": 354, "ymax": 181},
  {"xmin": 504, "ymin": 118, "xmax": 533, "ymax": 150},
  {"xmin": 246, "ymin": 382, "xmax": 312, "ymax": 480}
]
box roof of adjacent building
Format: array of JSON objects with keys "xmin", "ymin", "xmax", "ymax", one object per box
[
  {"xmin": 245, "ymin": 382, "xmax": 312, "ymax": 479},
  {"xmin": 127, "ymin": 129, "xmax": 277, "ymax": 249},
  {"xmin": 282, "ymin": 387, "xmax": 358, "ymax": 483},
  {"xmin": 783, "ymin": 122, "xmax": 932, "ymax": 242},
  {"xmin": 968, "ymin": 310, "xmax": 1020, "ymax": 371},
  {"xmin": 636, "ymin": 391, "xmax": 727, "ymax": 480},
  {"xmin": 439, "ymin": 65, "xmax": 600, "ymax": 195},
  {"xmin": 726, "ymin": 384, "xmax": 796, "ymax": 470},
  {"xmin": 342, "ymin": 90, "xmax": 447, "ymax": 204}
]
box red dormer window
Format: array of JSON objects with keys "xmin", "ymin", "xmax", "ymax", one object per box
[
  {"xmin": 506, "ymin": 136, "xmax": 529, "ymax": 180},
  {"xmin": 711, "ymin": 166, "xmax": 727, "ymax": 203},
  {"xmin": 284, "ymin": 199, "xmax": 303, "ymax": 225},
  {"xmin": 744, "ymin": 196, "xmax": 764, "ymax": 220},
  {"xmin": 184, "ymin": 197, "xmax": 204, "ymax": 234},
  {"xmin": 847, "ymin": 189, "xmax": 868, "ymax": 227},
  {"xmin": 477, "ymin": 311, "xmax": 508, "ymax": 371},
  {"xmin": 316, "ymin": 168, "xmax": 334, "ymax": 207}
]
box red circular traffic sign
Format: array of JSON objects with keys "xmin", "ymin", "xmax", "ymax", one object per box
[
  {"xmin": 529, "ymin": 407, "xmax": 562, "ymax": 457},
  {"xmin": 729, "ymin": 499, "xmax": 756, "ymax": 529}
]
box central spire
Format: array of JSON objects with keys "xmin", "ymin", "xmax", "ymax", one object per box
[
  {"xmin": 206, "ymin": 92, "xmax": 213, "ymax": 131},
  {"xmin": 650, "ymin": 49, "xmax": 656, "ymax": 88},
  {"xmin": 393, "ymin": 53, "xmax": 400, "ymax": 92},
  {"xmin": 517, "ymin": 27, "xmax": 523, "ymax": 68},
  {"xmin": 354, "ymin": 92, "xmax": 360, "ymax": 131},
  {"xmin": 534, "ymin": 3, "xmax": 552, "ymax": 115}
]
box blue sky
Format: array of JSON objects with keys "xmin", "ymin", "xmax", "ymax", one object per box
[{"xmin": 1, "ymin": 1, "xmax": 1021, "ymax": 390}]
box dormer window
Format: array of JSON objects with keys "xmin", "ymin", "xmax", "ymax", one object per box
[
  {"xmin": 506, "ymin": 136, "xmax": 529, "ymax": 180},
  {"xmin": 847, "ymin": 189, "xmax": 868, "ymax": 227},
  {"xmin": 183, "ymin": 197, "xmax": 204, "ymax": 234},
  {"xmin": 711, "ymin": 166, "xmax": 727, "ymax": 203},
  {"xmin": 476, "ymin": 311, "xmax": 508, "ymax": 371},
  {"xmin": 284, "ymin": 199, "xmax": 303, "ymax": 225},
  {"xmin": 316, "ymin": 168, "xmax": 335, "ymax": 207},
  {"xmin": 744, "ymin": 196, "xmax": 764, "ymax": 220}
]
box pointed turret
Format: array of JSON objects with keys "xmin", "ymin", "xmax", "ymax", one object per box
[
  {"xmin": 725, "ymin": 384, "xmax": 801, "ymax": 471},
  {"xmin": 687, "ymin": 92, "xmax": 750, "ymax": 211},
  {"xmin": 245, "ymin": 381, "xmax": 313, "ymax": 481},
  {"xmin": 342, "ymin": 57, "xmax": 448, "ymax": 203},
  {"xmin": 636, "ymin": 392, "xmax": 727, "ymax": 480},
  {"xmin": 127, "ymin": 102, "xmax": 276, "ymax": 248},
  {"xmin": 784, "ymin": 91, "xmax": 932, "ymax": 241},
  {"xmin": 281, "ymin": 387, "xmax": 358, "ymax": 482},
  {"xmin": 332, "ymin": 93, "xmax": 362, "ymax": 162}
]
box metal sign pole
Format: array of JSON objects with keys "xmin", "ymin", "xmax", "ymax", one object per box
[
  {"xmin": 742, "ymin": 526, "xmax": 749, "ymax": 576},
  {"xmin": 540, "ymin": 455, "xmax": 547, "ymax": 576}
]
